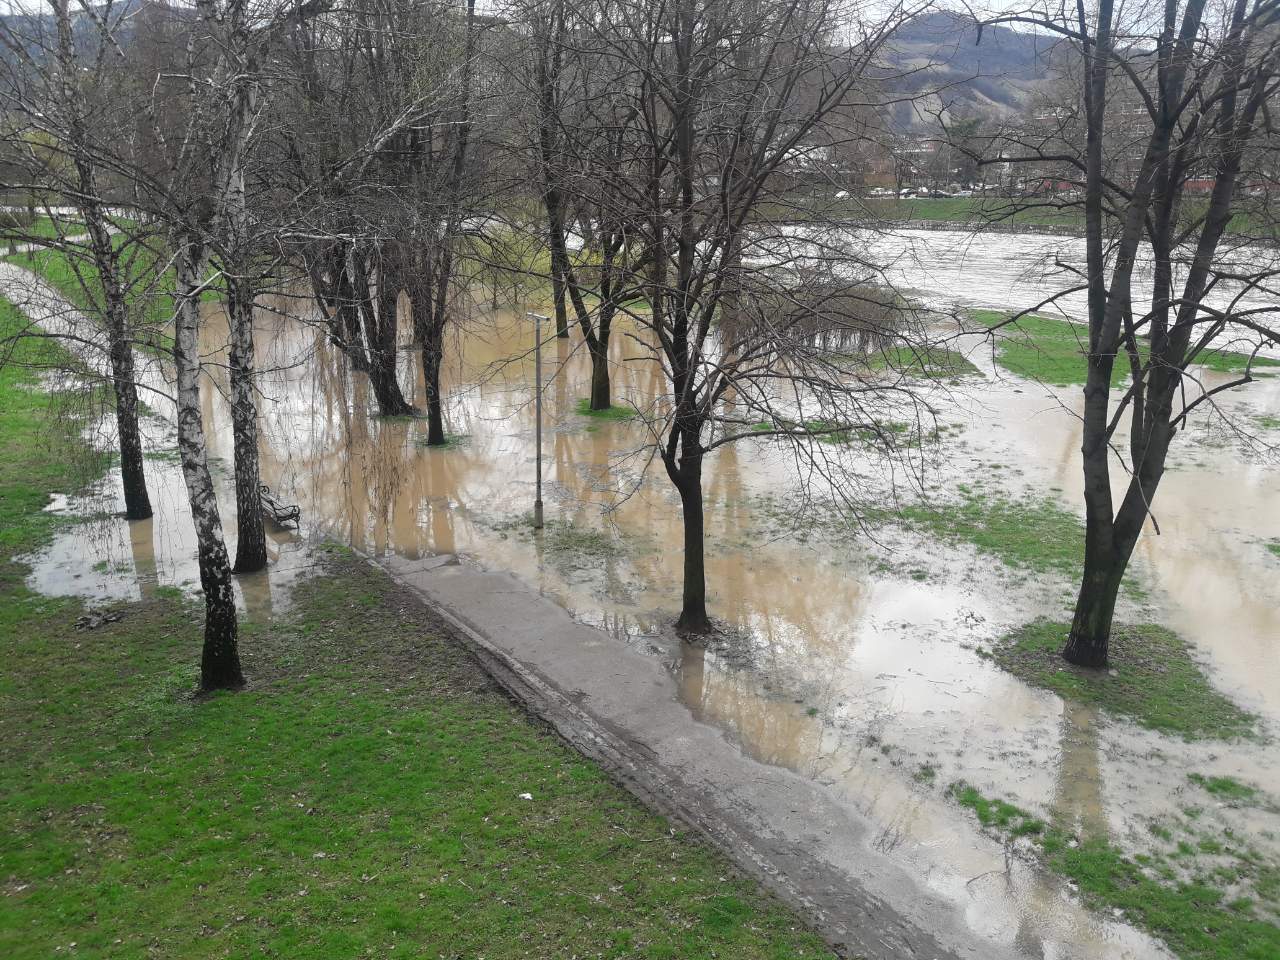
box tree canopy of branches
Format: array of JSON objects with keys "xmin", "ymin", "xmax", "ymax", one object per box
[
  {"xmin": 981, "ymin": 0, "xmax": 1280, "ymax": 666},
  {"xmin": 515, "ymin": 0, "xmax": 934, "ymax": 631}
]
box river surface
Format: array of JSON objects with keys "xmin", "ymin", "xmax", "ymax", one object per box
[{"xmin": 15, "ymin": 229, "xmax": 1280, "ymax": 960}]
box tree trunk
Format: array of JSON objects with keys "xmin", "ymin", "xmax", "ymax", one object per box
[
  {"xmin": 108, "ymin": 322, "xmax": 152, "ymax": 520},
  {"xmin": 227, "ymin": 275, "xmax": 267, "ymax": 574},
  {"xmin": 552, "ymin": 268, "xmax": 570, "ymax": 339},
  {"xmin": 175, "ymin": 247, "xmax": 243, "ymax": 692},
  {"xmin": 422, "ymin": 321, "xmax": 446, "ymax": 445},
  {"xmin": 334, "ymin": 247, "xmax": 370, "ymax": 373},
  {"xmin": 1063, "ymin": 541, "xmax": 1126, "ymax": 668},
  {"xmin": 675, "ymin": 461, "xmax": 710, "ymax": 633},
  {"xmin": 588, "ymin": 340, "xmax": 610, "ymax": 410},
  {"xmin": 364, "ymin": 252, "xmax": 413, "ymax": 417}
]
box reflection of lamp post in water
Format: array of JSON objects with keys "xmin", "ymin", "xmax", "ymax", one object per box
[{"xmin": 526, "ymin": 312, "xmax": 548, "ymax": 529}]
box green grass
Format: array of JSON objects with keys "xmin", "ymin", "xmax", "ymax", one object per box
[
  {"xmin": 765, "ymin": 195, "xmax": 1088, "ymax": 229},
  {"xmin": 0, "ymin": 299, "xmax": 100, "ymax": 563},
  {"xmin": 949, "ymin": 784, "xmax": 1280, "ymax": 960},
  {"xmin": 972, "ymin": 310, "xmax": 1280, "ymax": 386},
  {"xmin": 949, "ymin": 782, "xmax": 1044, "ymax": 836},
  {"xmin": 1, "ymin": 558, "xmax": 836, "ymax": 959},
  {"xmin": 863, "ymin": 196, "xmax": 1083, "ymax": 228},
  {"xmin": 0, "ymin": 306, "xmax": 835, "ymax": 958},
  {"xmin": 575, "ymin": 397, "xmax": 639, "ymax": 420},
  {"xmin": 865, "ymin": 343, "xmax": 981, "ymax": 379},
  {"xmin": 991, "ymin": 619, "xmax": 1259, "ymax": 740},
  {"xmin": 10, "ymin": 232, "xmax": 222, "ymax": 357},
  {"xmin": 971, "ymin": 310, "xmax": 1115, "ymax": 387},
  {"xmin": 1187, "ymin": 774, "xmax": 1259, "ymax": 804},
  {"xmin": 1267, "ymin": 541, "xmax": 1280, "ymax": 559},
  {"xmin": 798, "ymin": 194, "xmax": 1277, "ymax": 239},
  {"xmin": 892, "ymin": 484, "xmax": 1084, "ymax": 577},
  {"xmin": 1, "ymin": 214, "xmax": 79, "ymax": 243}
]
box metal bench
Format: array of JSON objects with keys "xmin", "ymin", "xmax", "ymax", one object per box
[{"xmin": 259, "ymin": 484, "xmax": 301, "ymax": 528}]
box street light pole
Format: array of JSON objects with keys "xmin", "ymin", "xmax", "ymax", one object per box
[{"xmin": 526, "ymin": 312, "xmax": 548, "ymax": 529}]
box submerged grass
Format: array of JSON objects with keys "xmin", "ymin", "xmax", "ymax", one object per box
[
  {"xmin": 950, "ymin": 784, "xmax": 1280, "ymax": 960},
  {"xmin": 990, "ymin": 619, "xmax": 1259, "ymax": 741},
  {"xmin": 949, "ymin": 782, "xmax": 1044, "ymax": 837},
  {"xmin": 865, "ymin": 343, "xmax": 981, "ymax": 379},
  {"xmin": 891, "ymin": 484, "xmax": 1084, "ymax": 577},
  {"xmin": 1187, "ymin": 773, "xmax": 1259, "ymax": 804},
  {"xmin": 972, "ymin": 310, "xmax": 1280, "ymax": 386},
  {"xmin": 0, "ymin": 309, "xmax": 834, "ymax": 959},
  {"xmin": 575, "ymin": 397, "xmax": 640, "ymax": 420}
]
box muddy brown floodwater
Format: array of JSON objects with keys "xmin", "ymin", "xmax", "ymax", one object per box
[{"xmin": 17, "ymin": 242, "xmax": 1280, "ymax": 959}]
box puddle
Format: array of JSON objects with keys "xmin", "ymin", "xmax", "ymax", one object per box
[
  {"xmin": 24, "ymin": 455, "xmax": 318, "ymax": 617},
  {"xmin": 13, "ymin": 233, "xmax": 1280, "ymax": 958}
]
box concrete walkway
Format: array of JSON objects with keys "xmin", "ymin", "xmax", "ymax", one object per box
[{"xmin": 376, "ymin": 552, "xmax": 1011, "ymax": 960}]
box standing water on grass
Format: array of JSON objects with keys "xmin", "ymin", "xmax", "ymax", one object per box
[{"xmin": 17, "ymin": 231, "xmax": 1280, "ymax": 960}]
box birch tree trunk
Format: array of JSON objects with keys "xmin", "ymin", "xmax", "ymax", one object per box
[
  {"xmin": 226, "ymin": 272, "xmax": 267, "ymax": 573},
  {"xmin": 175, "ymin": 244, "xmax": 243, "ymax": 691},
  {"xmin": 52, "ymin": 0, "xmax": 152, "ymax": 520}
]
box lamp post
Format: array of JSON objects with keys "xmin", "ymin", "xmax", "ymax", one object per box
[{"xmin": 526, "ymin": 312, "xmax": 548, "ymax": 529}]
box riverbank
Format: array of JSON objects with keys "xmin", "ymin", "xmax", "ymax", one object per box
[{"xmin": 0, "ymin": 298, "xmax": 839, "ymax": 960}]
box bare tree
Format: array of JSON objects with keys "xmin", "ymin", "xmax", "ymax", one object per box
[
  {"xmin": 533, "ymin": 0, "xmax": 933, "ymax": 631},
  {"xmin": 0, "ymin": 1, "xmax": 154, "ymax": 522},
  {"xmin": 135, "ymin": 0, "xmax": 329, "ymax": 689},
  {"xmin": 519, "ymin": 0, "xmax": 646, "ymax": 411},
  {"xmin": 983, "ymin": 0, "xmax": 1280, "ymax": 666}
]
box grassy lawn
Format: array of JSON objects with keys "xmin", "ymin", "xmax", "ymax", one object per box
[
  {"xmin": 989, "ymin": 619, "xmax": 1258, "ymax": 741},
  {"xmin": 0, "ymin": 301, "xmax": 834, "ymax": 959},
  {"xmin": 12, "ymin": 237, "xmax": 178, "ymax": 347},
  {"xmin": 781, "ymin": 195, "xmax": 1279, "ymax": 239},
  {"xmin": 860, "ymin": 197, "xmax": 1083, "ymax": 228},
  {"xmin": 946, "ymin": 784, "xmax": 1279, "ymax": 960},
  {"xmin": 888, "ymin": 482, "xmax": 1086, "ymax": 577},
  {"xmin": 971, "ymin": 310, "xmax": 1280, "ymax": 386},
  {"xmin": 866, "ymin": 343, "xmax": 980, "ymax": 379}
]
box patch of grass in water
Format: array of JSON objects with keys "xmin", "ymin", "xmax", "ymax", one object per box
[
  {"xmin": 949, "ymin": 781, "xmax": 1044, "ymax": 836},
  {"xmin": 952, "ymin": 783, "xmax": 1280, "ymax": 960},
  {"xmin": 754, "ymin": 418, "xmax": 916, "ymax": 447},
  {"xmin": 574, "ymin": 398, "xmax": 639, "ymax": 420},
  {"xmin": 1188, "ymin": 773, "xmax": 1260, "ymax": 804},
  {"xmin": 950, "ymin": 784, "xmax": 1280, "ymax": 960},
  {"xmin": 971, "ymin": 310, "xmax": 1113, "ymax": 387},
  {"xmin": 972, "ymin": 309, "xmax": 1280, "ymax": 387},
  {"xmin": 865, "ymin": 343, "xmax": 981, "ymax": 379},
  {"xmin": 1265, "ymin": 541, "xmax": 1280, "ymax": 560},
  {"xmin": 992, "ymin": 619, "xmax": 1259, "ymax": 741},
  {"xmin": 490, "ymin": 514, "xmax": 630, "ymax": 573},
  {"xmin": 888, "ymin": 485, "xmax": 1084, "ymax": 577},
  {"xmin": 415, "ymin": 432, "xmax": 470, "ymax": 449}
]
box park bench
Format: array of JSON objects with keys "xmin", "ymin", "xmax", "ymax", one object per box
[{"xmin": 259, "ymin": 484, "xmax": 301, "ymax": 528}]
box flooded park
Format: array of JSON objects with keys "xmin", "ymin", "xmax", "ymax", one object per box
[
  {"xmin": 8, "ymin": 3, "xmax": 1280, "ymax": 957},
  {"xmin": 10, "ymin": 226, "xmax": 1279, "ymax": 959}
]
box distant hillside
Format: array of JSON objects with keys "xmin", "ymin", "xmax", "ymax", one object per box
[{"xmin": 882, "ymin": 11, "xmax": 1059, "ymax": 129}]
